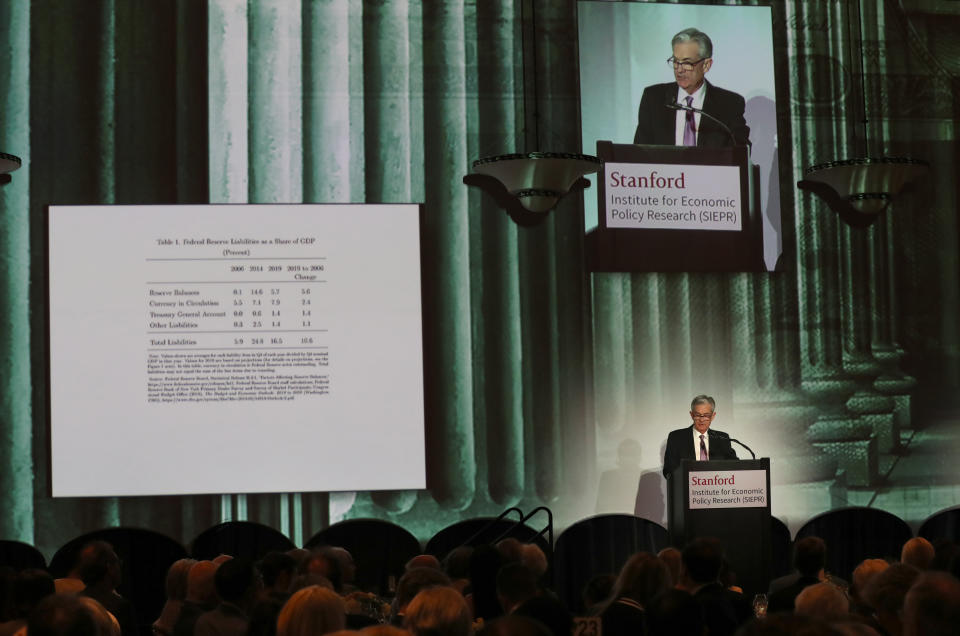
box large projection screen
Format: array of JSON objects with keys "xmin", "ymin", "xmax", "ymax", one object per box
[{"xmin": 48, "ymin": 204, "xmax": 426, "ymax": 497}]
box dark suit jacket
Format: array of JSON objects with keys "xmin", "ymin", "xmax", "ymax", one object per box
[
  {"xmin": 633, "ymin": 80, "xmax": 750, "ymax": 147},
  {"xmin": 662, "ymin": 425, "xmax": 738, "ymax": 478},
  {"xmin": 694, "ymin": 583, "xmax": 751, "ymax": 636}
]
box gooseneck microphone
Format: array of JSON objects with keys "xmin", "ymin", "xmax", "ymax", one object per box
[
  {"xmin": 664, "ymin": 99, "xmax": 742, "ymax": 147},
  {"xmin": 708, "ymin": 428, "xmax": 756, "ymax": 460}
]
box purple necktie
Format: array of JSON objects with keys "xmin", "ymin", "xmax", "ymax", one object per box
[
  {"xmin": 699, "ymin": 434, "xmax": 708, "ymax": 461},
  {"xmin": 683, "ymin": 96, "xmax": 696, "ymax": 146}
]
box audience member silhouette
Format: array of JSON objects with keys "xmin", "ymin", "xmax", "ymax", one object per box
[
  {"xmin": 793, "ymin": 581, "xmax": 848, "ymax": 619},
  {"xmin": 152, "ymin": 558, "xmax": 196, "ymax": 636},
  {"xmin": 467, "ymin": 544, "xmax": 505, "ymax": 621},
  {"xmin": 0, "ymin": 569, "xmax": 54, "ymax": 636},
  {"xmin": 391, "ymin": 567, "xmax": 450, "ymax": 626},
  {"xmin": 767, "ymin": 536, "xmax": 828, "ymax": 614},
  {"xmin": 901, "ymin": 571, "xmax": 960, "ymax": 636},
  {"xmin": 680, "ymin": 537, "xmax": 750, "ymax": 636},
  {"xmin": 195, "ymin": 557, "xmax": 259, "ymax": 636},
  {"xmin": 77, "ymin": 541, "xmax": 138, "ymax": 636},
  {"xmin": 172, "ymin": 560, "xmax": 219, "ymax": 636},
  {"xmin": 862, "ymin": 563, "xmax": 919, "ymax": 636},
  {"xmin": 27, "ymin": 594, "xmax": 99, "ymax": 636},
  {"xmin": 276, "ymin": 585, "xmax": 346, "ymax": 636},
  {"xmin": 900, "ymin": 537, "xmax": 934, "ymax": 571},
  {"xmin": 598, "ymin": 551, "xmax": 671, "ymax": 636},
  {"xmin": 403, "ymin": 586, "xmax": 471, "ymax": 636},
  {"xmin": 644, "ymin": 588, "xmax": 705, "ymax": 636}
]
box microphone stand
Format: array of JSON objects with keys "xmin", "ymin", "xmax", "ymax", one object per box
[{"xmin": 665, "ymin": 101, "xmax": 746, "ymax": 147}]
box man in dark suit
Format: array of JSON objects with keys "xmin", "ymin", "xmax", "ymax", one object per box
[
  {"xmin": 633, "ymin": 28, "xmax": 750, "ymax": 148},
  {"xmin": 662, "ymin": 394, "xmax": 737, "ymax": 479}
]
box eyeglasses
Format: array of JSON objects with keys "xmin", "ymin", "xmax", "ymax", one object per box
[
  {"xmin": 668, "ymin": 56, "xmax": 708, "ymax": 71},
  {"xmin": 691, "ymin": 413, "xmax": 714, "ymax": 419}
]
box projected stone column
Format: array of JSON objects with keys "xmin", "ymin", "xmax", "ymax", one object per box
[
  {"xmin": 304, "ymin": 0, "xmax": 358, "ymax": 203},
  {"xmin": 525, "ymin": 0, "xmax": 593, "ymax": 513},
  {"xmin": 208, "ymin": 0, "xmax": 248, "ymax": 204},
  {"xmin": 660, "ymin": 274, "xmax": 695, "ymax": 410},
  {"xmin": 208, "ymin": 0, "xmax": 248, "ymax": 523},
  {"xmin": 870, "ymin": 215, "xmax": 915, "ymax": 442},
  {"xmin": 789, "ymin": 0, "xmax": 875, "ymax": 487},
  {"xmin": 0, "ymin": 0, "xmax": 32, "ymax": 543},
  {"xmin": 475, "ymin": 0, "xmax": 524, "ymax": 508},
  {"xmin": 419, "ymin": 0, "xmax": 474, "ymax": 511},
  {"xmin": 300, "ymin": 0, "xmax": 356, "ymax": 538},
  {"xmin": 244, "ymin": 0, "xmax": 304, "ymax": 527},
  {"xmin": 592, "ymin": 276, "xmax": 629, "ymax": 437},
  {"xmin": 862, "ymin": 1, "xmax": 914, "ymax": 446},
  {"xmin": 841, "ymin": 226, "xmax": 896, "ymax": 458}
]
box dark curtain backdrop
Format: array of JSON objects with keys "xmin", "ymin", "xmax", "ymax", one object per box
[{"xmin": 0, "ymin": 0, "xmax": 957, "ymax": 559}]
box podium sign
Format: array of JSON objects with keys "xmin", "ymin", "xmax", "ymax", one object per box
[
  {"xmin": 604, "ymin": 162, "xmax": 743, "ymax": 231},
  {"xmin": 586, "ymin": 141, "xmax": 764, "ymax": 272},
  {"xmin": 668, "ymin": 458, "xmax": 772, "ymax": 596},
  {"xmin": 688, "ymin": 468, "xmax": 768, "ymax": 509}
]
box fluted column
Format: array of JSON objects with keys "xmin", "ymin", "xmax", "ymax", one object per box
[
  {"xmin": 523, "ymin": 0, "xmax": 592, "ymax": 515},
  {"xmin": 592, "ymin": 276, "xmax": 630, "ymax": 437},
  {"xmin": 418, "ymin": 0, "xmax": 474, "ymax": 511},
  {"xmin": 209, "ymin": 0, "xmax": 249, "ymax": 204},
  {"xmin": 301, "ymin": 0, "xmax": 358, "ymax": 541},
  {"xmin": 304, "ymin": 0, "xmax": 358, "ymax": 204},
  {"xmin": 789, "ymin": 0, "xmax": 874, "ymax": 487},
  {"xmin": 0, "ymin": 0, "xmax": 32, "ymax": 544},
  {"xmin": 363, "ymin": 0, "xmax": 422, "ymax": 515},
  {"xmin": 474, "ymin": 0, "xmax": 524, "ymax": 507},
  {"xmin": 243, "ymin": 0, "xmax": 304, "ymax": 528},
  {"xmin": 209, "ymin": 0, "xmax": 249, "ymax": 524}
]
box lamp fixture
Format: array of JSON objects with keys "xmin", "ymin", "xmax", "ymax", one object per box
[
  {"xmin": 0, "ymin": 152, "xmax": 21, "ymax": 186},
  {"xmin": 463, "ymin": 152, "xmax": 601, "ymax": 227},
  {"xmin": 796, "ymin": 1, "xmax": 928, "ymax": 228}
]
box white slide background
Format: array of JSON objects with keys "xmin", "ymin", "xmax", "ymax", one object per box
[{"xmin": 48, "ymin": 203, "xmax": 425, "ymax": 496}]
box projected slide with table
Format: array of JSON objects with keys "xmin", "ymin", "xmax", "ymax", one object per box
[{"xmin": 48, "ymin": 203, "xmax": 425, "ymax": 497}]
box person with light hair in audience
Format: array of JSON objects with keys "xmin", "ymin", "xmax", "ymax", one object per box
[
  {"xmin": 405, "ymin": 555, "xmax": 442, "ymax": 572},
  {"xmin": 152, "ymin": 558, "xmax": 196, "ymax": 636},
  {"xmin": 172, "ymin": 560, "xmax": 219, "ymax": 636},
  {"xmin": 793, "ymin": 582, "xmax": 849, "ymax": 620},
  {"xmin": 389, "ymin": 566, "xmax": 450, "ymax": 626},
  {"xmin": 276, "ymin": 585, "xmax": 346, "ymax": 636},
  {"xmin": 403, "ymin": 586, "xmax": 472, "ymax": 636},
  {"xmin": 900, "ymin": 537, "xmax": 934, "ymax": 571},
  {"xmin": 902, "ymin": 571, "xmax": 960, "ymax": 636}
]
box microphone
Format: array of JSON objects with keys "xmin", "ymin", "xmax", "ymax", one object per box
[
  {"xmin": 708, "ymin": 429, "xmax": 756, "ymax": 459},
  {"xmin": 664, "ymin": 99, "xmax": 742, "ymax": 146}
]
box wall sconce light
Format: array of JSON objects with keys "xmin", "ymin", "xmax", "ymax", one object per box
[
  {"xmin": 796, "ymin": 0, "xmax": 928, "ymax": 228},
  {"xmin": 797, "ymin": 157, "xmax": 929, "ymax": 228},
  {"xmin": 0, "ymin": 152, "xmax": 21, "ymax": 186},
  {"xmin": 463, "ymin": 152, "xmax": 601, "ymax": 227}
]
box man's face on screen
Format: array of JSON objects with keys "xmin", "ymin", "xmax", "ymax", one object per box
[
  {"xmin": 690, "ymin": 404, "xmax": 716, "ymax": 434},
  {"xmin": 673, "ymin": 41, "xmax": 712, "ymax": 94}
]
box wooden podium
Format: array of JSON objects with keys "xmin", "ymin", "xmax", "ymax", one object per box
[
  {"xmin": 668, "ymin": 458, "xmax": 771, "ymax": 596},
  {"xmin": 585, "ymin": 141, "xmax": 763, "ymax": 272}
]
